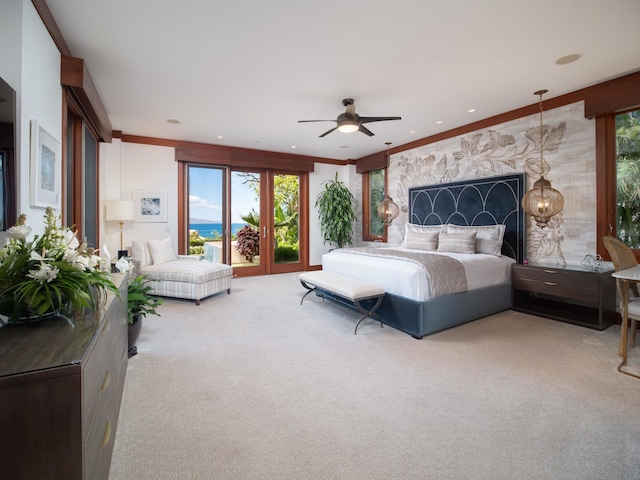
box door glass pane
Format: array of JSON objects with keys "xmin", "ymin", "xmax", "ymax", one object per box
[
  {"xmin": 188, "ymin": 166, "xmax": 225, "ymax": 261},
  {"xmin": 369, "ymin": 169, "xmax": 385, "ymax": 238},
  {"xmin": 615, "ymin": 109, "xmax": 640, "ymax": 248},
  {"xmin": 83, "ymin": 126, "xmax": 98, "ymax": 248},
  {"xmin": 273, "ymin": 174, "xmax": 299, "ymax": 264},
  {"xmin": 232, "ymin": 171, "xmax": 261, "ymax": 268}
]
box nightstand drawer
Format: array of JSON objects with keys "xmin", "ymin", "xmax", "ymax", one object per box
[
  {"xmin": 512, "ymin": 266, "xmax": 598, "ymax": 289},
  {"xmin": 512, "ymin": 277, "xmax": 597, "ymax": 305}
]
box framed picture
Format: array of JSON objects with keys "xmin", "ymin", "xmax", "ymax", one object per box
[
  {"xmin": 30, "ymin": 120, "xmax": 61, "ymax": 208},
  {"xmin": 133, "ymin": 191, "xmax": 168, "ymax": 223}
]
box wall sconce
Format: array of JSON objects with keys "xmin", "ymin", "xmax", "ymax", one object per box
[
  {"xmin": 377, "ymin": 142, "xmax": 400, "ymax": 226},
  {"xmin": 521, "ymin": 89, "xmax": 564, "ymax": 228},
  {"xmin": 105, "ymin": 200, "xmax": 135, "ymax": 259}
]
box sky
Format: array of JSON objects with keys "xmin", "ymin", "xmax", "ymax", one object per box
[{"xmin": 188, "ymin": 167, "xmax": 258, "ymax": 224}]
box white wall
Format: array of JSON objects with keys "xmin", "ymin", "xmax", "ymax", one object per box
[
  {"xmin": 0, "ymin": 0, "xmax": 62, "ymax": 235},
  {"xmin": 101, "ymin": 140, "xmax": 179, "ymax": 256}
]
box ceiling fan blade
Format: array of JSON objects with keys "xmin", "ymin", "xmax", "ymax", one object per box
[
  {"xmin": 298, "ymin": 119, "xmax": 337, "ymax": 123},
  {"xmin": 358, "ymin": 124, "xmax": 375, "ymax": 136},
  {"xmin": 359, "ymin": 116, "xmax": 402, "ymax": 124},
  {"xmin": 319, "ymin": 126, "xmax": 339, "ymax": 137}
]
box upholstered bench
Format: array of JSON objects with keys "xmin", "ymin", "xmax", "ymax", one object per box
[
  {"xmin": 132, "ymin": 238, "xmax": 232, "ymax": 305},
  {"xmin": 299, "ymin": 271, "xmax": 385, "ymax": 334}
]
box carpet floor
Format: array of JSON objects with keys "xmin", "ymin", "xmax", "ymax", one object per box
[{"xmin": 109, "ymin": 272, "xmax": 640, "ymax": 480}]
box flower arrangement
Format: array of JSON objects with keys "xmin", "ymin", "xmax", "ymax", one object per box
[{"xmin": 0, "ymin": 207, "xmax": 118, "ymax": 324}]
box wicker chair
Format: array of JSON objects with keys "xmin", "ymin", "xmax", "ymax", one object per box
[{"xmin": 603, "ymin": 236, "xmax": 639, "ymax": 348}]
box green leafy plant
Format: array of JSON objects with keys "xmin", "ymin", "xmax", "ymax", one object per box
[
  {"xmin": 0, "ymin": 208, "xmax": 118, "ymax": 324},
  {"xmin": 127, "ymin": 274, "xmax": 163, "ymax": 324},
  {"xmin": 315, "ymin": 172, "xmax": 356, "ymax": 248}
]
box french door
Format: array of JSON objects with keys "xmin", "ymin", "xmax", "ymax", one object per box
[{"xmin": 186, "ymin": 165, "xmax": 307, "ymax": 277}]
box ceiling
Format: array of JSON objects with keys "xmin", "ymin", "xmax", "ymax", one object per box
[{"xmin": 45, "ymin": 0, "xmax": 640, "ymax": 161}]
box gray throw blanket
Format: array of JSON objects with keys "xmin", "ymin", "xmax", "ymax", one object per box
[{"xmin": 337, "ymin": 247, "xmax": 468, "ymax": 298}]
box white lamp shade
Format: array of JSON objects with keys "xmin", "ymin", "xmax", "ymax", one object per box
[{"xmin": 106, "ymin": 200, "xmax": 135, "ymax": 222}]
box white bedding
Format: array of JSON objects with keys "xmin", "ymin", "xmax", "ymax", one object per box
[{"xmin": 321, "ymin": 247, "xmax": 515, "ymax": 302}]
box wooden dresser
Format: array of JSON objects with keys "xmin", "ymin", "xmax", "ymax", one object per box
[
  {"xmin": 0, "ymin": 274, "xmax": 128, "ymax": 479},
  {"xmin": 512, "ymin": 263, "xmax": 616, "ymax": 330}
]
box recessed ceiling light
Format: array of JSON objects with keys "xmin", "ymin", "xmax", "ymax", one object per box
[
  {"xmin": 436, "ymin": 120, "xmax": 443, "ymax": 124},
  {"xmin": 555, "ymin": 53, "xmax": 582, "ymax": 65},
  {"xmin": 410, "ymin": 130, "xmax": 416, "ymax": 134},
  {"xmin": 167, "ymin": 119, "xmax": 181, "ymax": 124},
  {"xmin": 217, "ymin": 135, "xmax": 223, "ymax": 139},
  {"xmin": 290, "ymin": 145, "xmax": 296, "ymax": 149},
  {"xmin": 468, "ymin": 108, "xmax": 476, "ymax": 113}
]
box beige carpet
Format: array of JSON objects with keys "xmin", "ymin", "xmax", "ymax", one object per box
[{"xmin": 109, "ymin": 272, "xmax": 640, "ymax": 480}]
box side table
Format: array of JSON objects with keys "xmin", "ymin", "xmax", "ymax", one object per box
[{"xmin": 511, "ymin": 263, "xmax": 616, "ymax": 330}]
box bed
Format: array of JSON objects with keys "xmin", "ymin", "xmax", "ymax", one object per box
[{"xmin": 321, "ymin": 173, "xmax": 525, "ymax": 338}]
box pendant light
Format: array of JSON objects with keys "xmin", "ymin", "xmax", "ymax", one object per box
[
  {"xmin": 377, "ymin": 142, "xmax": 400, "ymax": 226},
  {"xmin": 521, "ymin": 89, "xmax": 564, "ymax": 228}
]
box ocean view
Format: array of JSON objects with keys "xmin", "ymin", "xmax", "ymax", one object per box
[{"xmin": 189, "ymin": 223, "xmax": 247, "ymax": 239}]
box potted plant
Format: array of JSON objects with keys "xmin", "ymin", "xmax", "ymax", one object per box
[
  {"xmin": 0, "ymin": 208, "xmax": 117, "ymax": 325},
  {"xmin": 315, "ymin": 172, "xmax": 356, "ymax": 249},
  {"xmin": 127, "ymin": 274, "xmax": 163, "ymax": 357}
]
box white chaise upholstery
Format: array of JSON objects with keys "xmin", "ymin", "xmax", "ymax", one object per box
[{"xmin": 132, "ymin": 238, "xmax": 232, "ymax": 305}]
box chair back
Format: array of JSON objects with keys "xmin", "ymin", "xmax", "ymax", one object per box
[{"xmin": 603, "ymin": 236, "xmax": 639, "ymax": 298}]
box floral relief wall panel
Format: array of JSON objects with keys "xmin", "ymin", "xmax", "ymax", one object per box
[{"xmin": 360, "ymin": 101, "xmax": 596, "ymax": 267}]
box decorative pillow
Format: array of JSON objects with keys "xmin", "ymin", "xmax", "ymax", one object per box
[
  {"xmin": 131, "ymin": 240, "xmax": 152, "ymax": 268},
  {"xmin": 402, "ymin": 223, "xmax": 446, "ymax": 247},
  {"xmin": 437, "ymin": 232, "xmax": 477, "ymax": 254},
  {"xmin": 403, "ymin": 230, "xmax": 439, "ymax": 251},
  {"xmin": 446, "ymin": 224, "xmax": 506, "ymax": 256},
  {"xmin": 147, "ymin": 237, "xmax": 178, "ymax": 265}
]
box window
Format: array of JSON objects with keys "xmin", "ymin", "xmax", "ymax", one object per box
[
  {"xmin": 615, "ymin": 109, "xmax": 640, "ymax": 248},
  {"xmin": 362, "ymin": 168, "xmax": 386, "ymax": 241}
]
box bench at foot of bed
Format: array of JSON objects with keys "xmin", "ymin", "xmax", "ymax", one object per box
[{"xmin": 299, "ymin": 271, "xmax": 385, "ymax": 335}]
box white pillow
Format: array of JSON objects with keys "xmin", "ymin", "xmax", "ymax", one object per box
[
  {"xmin": 446, "ymin": 224, "xmax": 506, "ymax": 256},
  {"xmin": 405, "ymin": 223, "xmax": 446, "ymax": 234},
  {"xmin": 403, "ymin": 230, "xmax": 439, "ymax": 251},
  {"xmin": 131, "ymin": 240, "xmax": 152, "ymax": 268},
  {"xmin": 147, "ymin": 237, "xmax": 178, "ymax": 265},
  {"xmin": 437, "ymin": 231, "xmax": 477, "ymax": 254}
]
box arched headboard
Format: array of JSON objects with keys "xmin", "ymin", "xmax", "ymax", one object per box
[{"xmin": 408, "ymin": 173, "xmax": 525, "ymax": 263}]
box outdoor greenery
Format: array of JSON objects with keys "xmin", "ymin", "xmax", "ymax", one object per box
[
  {"xmin": 369, "ymin": 169, "xmax": 386, "ymax": 238},
  {"xmin": 616, "ymin": 109, "xmax": 640, "ymax": 248},
  {"xmin": 316, "ymin": 172, "xmax": 356, "ymax": 249}
]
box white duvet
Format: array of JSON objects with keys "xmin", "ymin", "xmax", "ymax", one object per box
[{"xmin": 321, "ymin": 247, "xmax": 515, "ymax": 302}]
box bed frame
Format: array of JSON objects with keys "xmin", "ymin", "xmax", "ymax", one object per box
[{"xmin": 377, "ymin": 173, "xmax": 525, "ymax": 339}]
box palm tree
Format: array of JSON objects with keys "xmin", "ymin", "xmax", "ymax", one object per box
[{"xmin": 615, "ymin": 110, "xmax": 640, "ymax": 247}]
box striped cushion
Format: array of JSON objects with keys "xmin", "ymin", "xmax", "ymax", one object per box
[
  {"xmin": 143, "ymin": 260, "xmax": 232, "ymax": 284},
  {"xmin": 437, "ymin": 232, "xmax": 477, "ymax": 254},
  {"xmin": 403, "ymin": 230, "xmax": 439, "ymax": 251}
]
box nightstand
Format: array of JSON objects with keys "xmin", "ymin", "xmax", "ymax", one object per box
[{"xmin": 511, "ymin": 263, "xmax": 616, "ymax": 330}]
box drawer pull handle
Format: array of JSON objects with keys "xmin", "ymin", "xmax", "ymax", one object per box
[
  {"xmin": 101, "ymin": 369, "xmax": 111, "ymax": 392},
  {"xmin": 101, "ymin": 420, "xmax": 112, "ymax": 448},
  {"xmin": 544, "ymin": 281, "xmax": 557, "ymax": 286},
  {"xmin": 543, "ymin": 269, "xmax": 559, "ymax": 274}
]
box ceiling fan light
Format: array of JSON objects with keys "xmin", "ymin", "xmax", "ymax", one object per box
[{"xmin": 337, "ymin": 121, "xmax": 359, "ymax": 133}]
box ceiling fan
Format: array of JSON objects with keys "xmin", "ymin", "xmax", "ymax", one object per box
[{"xmin": 298, "ymin": 98, "xmax": 401, "ymax": 137}]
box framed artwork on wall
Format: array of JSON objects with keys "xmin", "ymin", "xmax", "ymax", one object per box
[
  {"xmin": 133, "ymin": 191, "xmax": 168, "ymax": 223},
  {"xmin": 29, "ymin": 120, "xmax": 61, "ymax": 208}
]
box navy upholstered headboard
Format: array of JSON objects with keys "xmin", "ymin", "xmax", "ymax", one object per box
[{"xmin": 408, "ymin": 173, "xmax": 525, "ymax": 263}]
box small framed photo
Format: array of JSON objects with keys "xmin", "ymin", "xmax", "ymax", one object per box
[
  {"xmin": 30, "ymin": 120, "xmax": 61, "ymax": 208},
  {"xmin": 133, "ymin": 191, "xmax": 168, "ymax": 223}
]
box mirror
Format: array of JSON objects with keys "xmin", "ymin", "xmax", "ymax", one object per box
[{"xmin": 0, "ymin": 76, "xmax": 16, "ymax": 230}]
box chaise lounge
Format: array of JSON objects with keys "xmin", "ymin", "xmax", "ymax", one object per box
[{"xmin": 132, "ymin": 238, "xmax": 232, "ymax": 305}]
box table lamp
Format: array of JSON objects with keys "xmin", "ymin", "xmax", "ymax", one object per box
[{"xmin": 105, "ymin": 200, "xmax": 135, "ymax": 259}]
